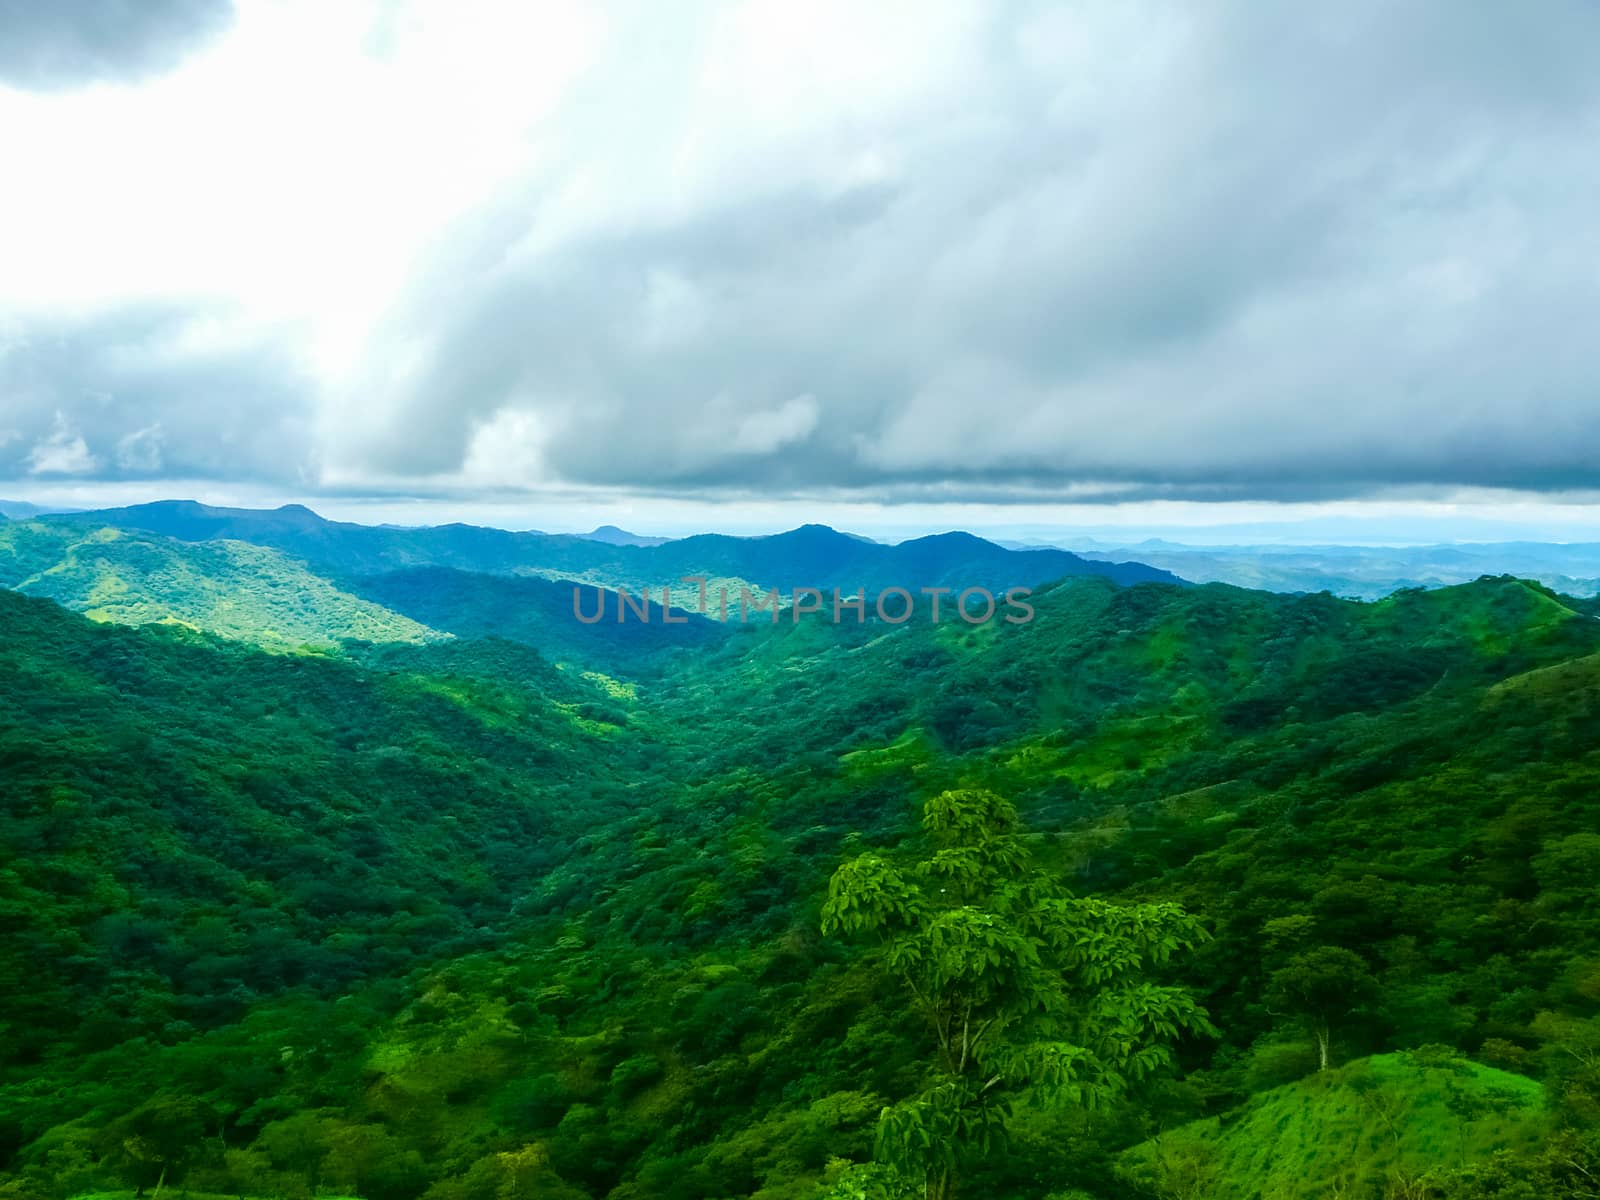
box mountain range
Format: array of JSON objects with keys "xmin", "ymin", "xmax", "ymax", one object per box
[
  {"xmin": 41, "ymin": 500, "xmax": 1181, "ymax": 593},
  {"xmin": 0, "ymin": 500, "xmax": 1185, "ymax": 659}
]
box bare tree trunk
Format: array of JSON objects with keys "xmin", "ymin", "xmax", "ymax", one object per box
[{"xmin": 1315, "ymin": 1023, "xmax": 1331, "ymax": 1071}]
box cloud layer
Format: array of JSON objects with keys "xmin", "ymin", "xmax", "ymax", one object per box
[
  {"xmin": 4, "ymin": 0, "xmax": 1599, "ymax": 506},
  {"xmin": 0, "ymin": 0, "xmax": 234, "ymax": 91}
]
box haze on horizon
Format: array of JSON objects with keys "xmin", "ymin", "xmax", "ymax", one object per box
[{"xmin": 2, "ymin": 1, "xmax": 1599, "ymax": 545}]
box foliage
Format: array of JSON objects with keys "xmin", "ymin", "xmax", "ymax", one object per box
[
  {"xmin": 822, "ymin": 789, "xmax": 1212, "ymax": 1197},
  {"xmin": 1269, "ymin": 946, "xmax": 1381, "ymax": 1071}
]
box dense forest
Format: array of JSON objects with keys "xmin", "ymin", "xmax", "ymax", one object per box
[{"xmin": 2, "ymin": 522, "xmax": 1599, "ymax": 1199}]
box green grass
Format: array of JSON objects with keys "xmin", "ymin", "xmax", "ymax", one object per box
[{"xmin": 1119, "ymin": 1051, "xmax": 1547, "ymax": 1199}]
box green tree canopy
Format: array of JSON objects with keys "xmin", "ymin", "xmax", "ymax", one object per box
[
  {"xmin": 1269, "ymin": 945, "xmax": 1380, "ymax": 1072},
  {"xmin": 821, "ymin": 788, "xmax": 1214, "ymax": 1199}
]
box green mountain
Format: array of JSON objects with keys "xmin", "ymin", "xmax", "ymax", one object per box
[
  {"xmin": 1, "ymin": 574, "xmax": 1598, "ymax": 1200},
  {"xmin": 0, "ymin": 521, "xmax": 440, "ymax": 649}
]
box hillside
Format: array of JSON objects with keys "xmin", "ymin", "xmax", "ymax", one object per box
[
  {"xmin": 1118, "ymin": 1050, "xmax": 1547, "ymax": 1199},
  {"xmin": 0, "ymin": 588, "xmax": 647, "ymax": 1071},
  {"xmin": 346, "ymin": 566, "xmax": 727, "ymax": 669},
  {"xmin": 0, "ymin": 521, "xmax": 440, "ymax": 649}
]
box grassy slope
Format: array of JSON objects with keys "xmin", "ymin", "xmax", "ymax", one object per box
[{"xmin": 1119, "ymin": 1051, "xmax": 1546, "ymax": 1199}]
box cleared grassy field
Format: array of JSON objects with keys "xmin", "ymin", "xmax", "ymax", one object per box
[{"xmin": 1119, "ymin": 1051, "xmax": 1546, "ymax": 1199}]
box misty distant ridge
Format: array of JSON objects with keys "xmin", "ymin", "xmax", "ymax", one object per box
[
  {"xmin": 1004, "ymin": 535, "xmax": 1600, "ymax": 599},
  {"xmin": 579, "ymin": 524, "xmax": 671, "ymax": 548},
  {"xmin": 0, "ymin": 499, "xmax": 79, "ymax": 520}
]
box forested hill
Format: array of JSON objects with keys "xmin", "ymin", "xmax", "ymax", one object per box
[
  {"xmin": 0, "ymin": 521, "xmax": 441, "ymax": 649},
  {"xmin": 1, "ymin": 574, "xmax": 1598, "ymax": 1199}
]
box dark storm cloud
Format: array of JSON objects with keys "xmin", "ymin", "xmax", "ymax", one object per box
[
  {"xmin": 0, "ymin": 0, "xmax": 233, "ymax": 91},
  {"xmin": 0, "ymin": 306, "xmax": 316, "ymax": 483},
  {"xmin": 337, "ymin": 0, "xmax": 1600, "ymax": 503}
]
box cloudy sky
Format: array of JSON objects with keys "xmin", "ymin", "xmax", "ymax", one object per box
[{"xmin": 2, "ymin": 0, "xmax": 1598, "ymax": 540}]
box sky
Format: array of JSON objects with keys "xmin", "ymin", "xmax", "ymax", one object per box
[{"xmin": 2, "ymin": 0, "xmax": 1599, "ymax": 543}]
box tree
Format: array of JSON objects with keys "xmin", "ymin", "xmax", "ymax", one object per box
[
  {"xmin": 1268, "ymin": 946, "xmax": 1378, "ymax": 1071},
  {"xmin": 324, "ymin": 1123, "xmax": 426, "ymax": 1200},
  {"xmin": 101, "ymin": 1095, "xmax": 209, "ymax": 1198},
  {"xmin": 256, "ymin": 1111, "xmax": 333, "ymax": 1192},
  {"xmin": 820, "ymin": 789, "xmax": 1214, "ymax": 1200},
  {"xmin": 496, "ymin": 1144, "xmax": 550, "ymax": 1199}
]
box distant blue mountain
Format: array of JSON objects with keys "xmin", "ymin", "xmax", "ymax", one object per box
[
  {"xmin": 580, "ymin": 525, "xmax": 672, "ymax": 548},
  {"xmin": 0, "ymin": 499, "xmax": 77, "ymax": 520}
]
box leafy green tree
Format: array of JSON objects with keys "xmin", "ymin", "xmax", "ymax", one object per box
[
  {"xmin": 256, "ymin": 1111, "xmax": 334, "ymax": 1192},
  {"xmin": 1268, "ymin": 946, "xmax": 1379, "ymax": 1071},
  {"xmin": 820, "ymin": 789, "xmax": 1213, "ymax": 1200},
  {"xmin": 101, "ymin": 1095, "xmax": 209, "ymax": 1198},
  {"xmin": 815, "ymin": 1157, "xmax": 919, "ymax": 1199}
]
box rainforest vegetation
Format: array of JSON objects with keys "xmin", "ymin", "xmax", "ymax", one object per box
[{"xmin": 1, "ymin": 514, "xmax": 1598, "ymax": 1199}]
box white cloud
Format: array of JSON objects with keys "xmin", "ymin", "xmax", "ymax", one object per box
[
  {"xmin": 26, "ymin": 413, "xmax": 99, "ymax": 475},
  {"xmin": 0, "ymin": 0, "xmax": 599, "ymax": 350},
  {"xmin": 459, "ymin": 406, "xmax": 561, "ymax": 488},
  {"xmin": 116, "ymin": 424, "xmax": 165, "ymax": 471},
  {"xmin": 732, "ymin": 395, "xmax": 820, "ymax": 455}
]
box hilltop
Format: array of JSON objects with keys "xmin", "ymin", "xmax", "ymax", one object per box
[{"xmin": 1119, "ymin": 1050, "xmax": 1547, "ymax": 1199}]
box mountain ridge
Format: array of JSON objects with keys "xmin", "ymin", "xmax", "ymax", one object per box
[{"xmin": 45, "ymin": 499, "xmax": 1185, "ymax": 591}]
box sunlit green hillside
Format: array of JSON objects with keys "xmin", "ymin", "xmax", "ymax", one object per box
[{"xmin": 0, "ymin": 522, "xmax": 440, "ymax": 649}]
